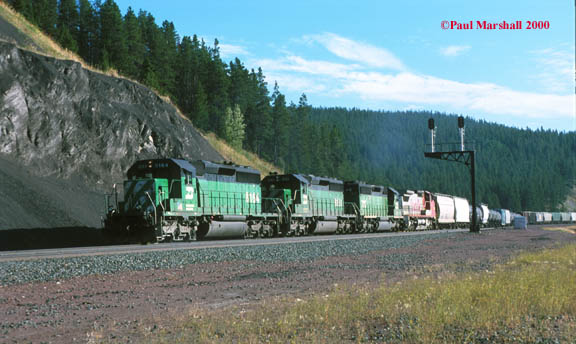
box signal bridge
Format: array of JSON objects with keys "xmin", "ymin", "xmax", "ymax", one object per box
[{"xmin": 424, "ymin": 117, "xmax": 479, "ymax": 233}]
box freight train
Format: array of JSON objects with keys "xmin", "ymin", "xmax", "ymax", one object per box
[{"xmin": 103, "ymin": 158, "xmax": 575, "ymax": 242}]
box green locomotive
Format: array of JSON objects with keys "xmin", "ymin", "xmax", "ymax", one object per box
[
  {"xmin": 261, "ymin": 173, "xmax": 352, "ymax": 236},
  {"xmin": 344, "ymin": 181, "xmax": 392, "ymax": 232},
  {"xmin": 104, "ymin": 159, "xmax": 276, "ymax": 242},
  {"xmin": 104, "ymin": 158, "xmax": 395, "ymax": 242}
]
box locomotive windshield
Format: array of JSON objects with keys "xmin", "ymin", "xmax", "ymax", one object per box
[
  {"xmin": 127, "ymin": 159, "xmax": 194, "ymax": 181},
  {"xmin": 128, "ymin": 161, "xmax": 179, "ymax": 180}
]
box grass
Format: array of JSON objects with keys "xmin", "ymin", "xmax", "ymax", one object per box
[
  {"xmin": 204, "ymin": 132, "xmax": 282, "ymax": 177},
  {"xmin": 541, "ymin": 225, "xmax": 576, "ymax": 234},
  {"xmin": 127, "ymin": 243, "xmax": 576, "ymax": 343}
]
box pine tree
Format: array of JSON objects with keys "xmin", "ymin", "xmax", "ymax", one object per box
[
  {"xmin": 78, "ymin": 0, "xmax": 97, "ymax": 64},
  {"xmin": 140, "ymin": 56, "xmax": 160, "ymax": 91},
  {"xmin": 138, "ymin": 11, "xmax": 164, "ymax": 91},
  {"xmin": 223, "ymin": 105, "xmax": 246, "ymax": 149},
  {"xmin": 175, "ymin": 36, "xmax": 195, "ymax": 114},
  {"xmin": 205, "ymin": 39, "xmax": 230, "ymax": 136},
  {"xmin": 328, "ymin": 125, "xmax": 345, "ymax": 177},
  {"xmin": 99, "ymin": 0, "xmax": 127, "ymax": 71},
  {"xmin": 191, "ymin": 82, "xmax": 209, "ymax": 130},
  {"xmin": 294, "ymin": 93, "xmax": 312, "ymax": 172},
  {"xmin": 245, "ymin": 68, "xmax": 271, "ymax": 157},
  {"xmin": 311, "ymin": 125, "xmax": 328, "ymax": 176},
  {"xmin": 123, "ymin": 7, "xmax": 145, "ymax": 79},
  {"xmin": 34, "ymin": 0, "xmax": 57, "ymax": 37},
  {"xmin": 12, "ymin": 0, "xmax": 34, "ymax": 22},
  {"xmin": 270, "ymin": 83, "xmax": 290, "ymax": 167},
  {"xmin": 58, "ymin": 26, "xmax": 79, "ymax": 52},
  {"xmin": 57, "ymin": 0, "xmax": 79, "ymax": 52},
  {"xmin": 158, "ymin": 21, "xmax": 179, "ymax": 97},
  {"xmin": 228, "ymin": 58, "xmax": 250, "ymax": 110}
]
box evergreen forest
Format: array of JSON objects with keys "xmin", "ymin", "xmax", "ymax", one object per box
[{"xmin": 7, "ymin": 0, "xmax": 576, "ymax": 211}]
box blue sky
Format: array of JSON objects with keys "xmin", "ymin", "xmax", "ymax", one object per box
[{"xmin": 115, "ymin": 0, "xmax": 575, "ymax": 131}]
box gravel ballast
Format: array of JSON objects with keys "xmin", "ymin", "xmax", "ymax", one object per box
[
  {"xmin": 1, "ymin": 227, "xmax": 575, "ymax": 343},
  {"xmin": 0, "ymin": 231, "xmax": 459, "ymax": 286}
]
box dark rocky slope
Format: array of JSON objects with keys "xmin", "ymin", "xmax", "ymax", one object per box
[{"xmin": 0, "ymin": 41, "xmax": 222, "ymax": 230}]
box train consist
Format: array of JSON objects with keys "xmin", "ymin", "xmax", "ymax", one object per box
[{"xmin": 103, "ymin": 159, "xmax": 576, "ymax": 242}]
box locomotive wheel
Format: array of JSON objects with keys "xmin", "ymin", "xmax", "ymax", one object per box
[{"xmin": 297, "ymin": 224, "xmax": 305, "ymax": 236}]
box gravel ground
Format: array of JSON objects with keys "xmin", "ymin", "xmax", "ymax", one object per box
[
  {"xmin": 0, "ymin": 231, "xmax": 457, "ymax": 286},
  {"xmin": 0, "ymin": 226, "xmax": 574, "ymax": 343}
]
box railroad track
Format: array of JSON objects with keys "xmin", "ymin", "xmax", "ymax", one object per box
[{"xmin": 0, "ymin": 228, "xmax": 473, "ymax": 262}]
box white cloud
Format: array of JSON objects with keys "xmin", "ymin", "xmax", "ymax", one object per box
[
  {"xmin": 256, "ymin": 56, "xmax": 359, "ymax": 78},
  {"xmin": 530, "ymin": 46, "xmax": 574, "ymax": 94},
  {"xmin": 254, "ymin": 35, "xmax": 574, "ymax": 122},
  {"xmin": 257, "ymin": 54, "xmax": 574, "ymax": 120},
  {"xmin": 218, "ymin": 43, "xmax": 250, "ymax": 58},
  {"xmin": 341, "ymin": 72, "xmax": 573, "ymax": 119},
  {"xmin": 439, "ymin": 45, "xmax": 471, "ymax": 57},
  {"xmin": 304, "ymin": 33, "xmax": 406, "ymax": 70}
]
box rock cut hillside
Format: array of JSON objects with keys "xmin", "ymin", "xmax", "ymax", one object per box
[
  {"xmin": 0, "ymin": 40, "xmax": 222, "ymax": 229},
  {"xmin": 0, "ymin": 41, "xmax": 221, "ymax": 184}
]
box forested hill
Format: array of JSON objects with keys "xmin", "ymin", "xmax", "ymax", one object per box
[
  {"xmin": 5, "ymin": 0, "xmax": 575, "ymax": 212},
  {"xmin": 296, "ymin": 109, "xmax": 576, "ymax": 212}
]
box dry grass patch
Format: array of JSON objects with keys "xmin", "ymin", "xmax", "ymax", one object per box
[
  {"xmin": 127, "ymin": 244, "xmax": 576, "ymax": 343},
  {"xmin": 0, "ymin": 2, "xmax": 142, "ymax": 81},
  {"xmin": 203, "ymin": 132, "xmax": 282, "ymax": 177},
  {"xmin": 541, "ymin": 225, "xmax": 576, "ymax": 234},
  {"xmin": 0, "ymin": 1, "xmax": 88, "ymax": 64}
]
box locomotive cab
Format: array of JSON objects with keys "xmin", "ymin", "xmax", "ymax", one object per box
[
  {"xmin": 261, "ymin": 174, "xmax": 310, "ymax": 215},
  {"xmin": 125, "ymin": 159, "xmax": 198, "ymax": 214},
  {"xmin": 104, "ymin": 159, "xmax": 199, "ymax": 242}
]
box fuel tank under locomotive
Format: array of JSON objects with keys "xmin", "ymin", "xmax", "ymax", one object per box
[
  {"xmin": 313, "ymin": 217, "xmax": 339, "ymax": 234},
  {"xmin": 196, "ymin": 215, "xmax": 248, "ymax": 240}
]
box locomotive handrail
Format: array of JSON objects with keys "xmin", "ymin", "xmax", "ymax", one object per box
[
  {"xmin": 281, "ymin": 198, "xmax": 292, "ymax": 219},
  {"xmin": 261, "ymin": 197, "xmax": 284, "ymax": 218},
  {"xmin": 168, "ymin": 180, "xmax": 178, "ymax": 196},
  {"xmin": 158, "ymin": 189, "xmax": 166, "ymax": 223},
  {"xmin": 145, "ymin": 192, "xmax": 157, "ymax": 225},
  {"xmin": 267, "ymin": 197, "xmax": 291, "ymax": 220},
  {"xmin": 308, "ymin": 194, "xmax": 315, "ymax": 216},
  {"xmin": 345, "ymin": 201, "xmax": 360, "ymax": 217},
  {"xmin": 281, "ymin": 198, "xmax": 291, "ymax": 220}
]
